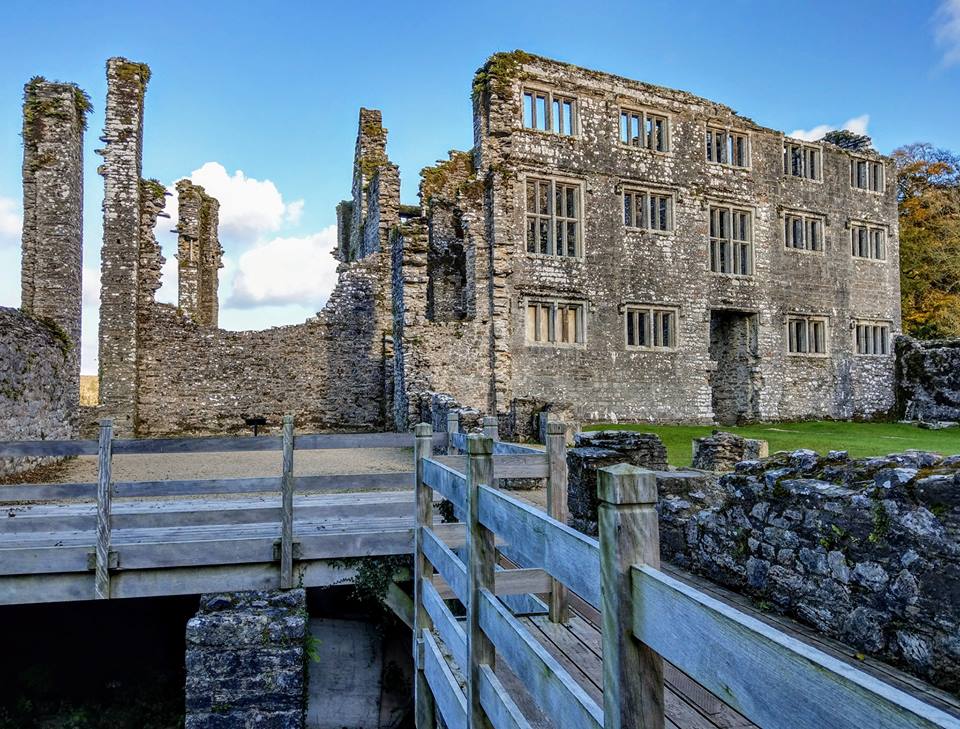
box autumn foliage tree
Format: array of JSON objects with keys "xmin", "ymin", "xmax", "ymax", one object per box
[{"xmin": 892, "ymin": 143, "xmax": 960, "ymax": 338}]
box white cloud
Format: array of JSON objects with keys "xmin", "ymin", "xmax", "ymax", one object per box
[
  {"xmin": 0, "ymin": 196, "xmax": 21, "ymax": 247},
  {"xmin": 228, "ymin": 225, "xmax": 338, "ymax": 309},
  {"xmin": 186, "ymin": 162, "xmax": 303, "ymax": 244},
  {"xmin": 936, "ymin": 0, "xmax": 960, "ymax": 66},
  {"xmin": 788, "ymin": 114, "xmax": 870, "ymax": 142}
]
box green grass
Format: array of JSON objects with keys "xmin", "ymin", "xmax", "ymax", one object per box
[{"xmin": 583, "ymin": 421, "xmax": 960, "ymax": 468}]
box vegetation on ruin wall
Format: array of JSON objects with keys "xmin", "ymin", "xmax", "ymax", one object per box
[
  {"xmin": 420, "ymin": 151, "xmax": 481, "ymax": 205},
  {"xmin": 584, "ymin": 420, "xmax": 960, "ymax": 468},
  {"xmin": 330, "ymin": 555, "xmax": 412, "ymax": 613},
  {"xmin": 894, "ymin": 143, "xmax": 960, "ymax": 338},
  {"xmin": 472, "ymin": 50, "xmax": 533, "ymax": 101},
  {"xmin": 22, "ymin": 76, "xmax": 92, "ymax": 148},
  {"xmin": 140, "ymin": 178, "xmax": 167, "ymax": 204}
]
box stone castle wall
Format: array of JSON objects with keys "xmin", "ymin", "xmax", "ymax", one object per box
[
  {"xmin": 470, "ymin": 53, "xmax": 900, "ymax": 425},
  {"xmin": 176, "ymin": 180, "xmax": 222, "ymax": 328},
  {"xmin": 0, "ymin": 308, "xmax": 77, "ymax": 476}
]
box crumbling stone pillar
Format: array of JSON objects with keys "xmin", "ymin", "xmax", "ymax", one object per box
[
  {"xmin": 20, "ymin": 77, "xmax": 88, "ymax": 410},
  {"xmin": 185, "ymin": 589, "xmax": 307, "ymax": 728},
  {"xmin": 176, "ymin": 180, "xmax": 223, "ymax": 327},
  {"xmin": 96, "ymin": 57, "xmax": 151, "ymax": 436}
]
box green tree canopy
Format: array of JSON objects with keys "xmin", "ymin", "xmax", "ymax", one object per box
[{"xmin": 893, "ymin": 143, "xmax": 960, "ymax": 338}]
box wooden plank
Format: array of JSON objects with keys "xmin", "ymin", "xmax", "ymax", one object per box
[
  {"xmin": 422, "ymin": 458, "xmax": 466, "ymax": 509},
  {"xmin": 422, "ymin": 576, "xmax": 467, "ymax": 669},
  {"xmin": 450, "ymin": 431, "xmax": 467, "ymax": 453},
  {"xmin": 421, "ymin": 525, "xmax": 467, "ymax": 603},
  {"xmin": 433, "ymin": 568, "xmax": 552, "ymax": 600},
  {"xmin": 280, "ymin": 415, "xmax": 295, "ymax": 589},
  {"xmin": 433, "ymin": 454, "xmax": 549, "ymax": 480},
  {"xmin": 384, "ymin": 581, "xmax": 413, "ymax": 629},
  {"xmin": 521, "ymin": 616, "xmax": 602, "ymax": 703},
  {"xmin": 0, "ymin": 472, "xmax": 414, "ymax": 502},
  {"xmin": 477, "ymin": 485, "xmax": 601, "ymax": 609},
  {"xmin": 414, "ymin": 422, "xmax": 437, "ymax": 729},
  {"xmin": 423, "ymin": 630, "xmax": 468, "ymax": 729},
  {"xmin": 493, "ymin": 442, "xmax": 544, "ymax": 456},
  {"xmin": 478, "ymin": 664, "xmax": 533, "ymax": 729},
  {"xmin": 94, "ymin": 420, "xmax": 113, "ymax": 600},
  {"xmin": 631, "ymin": 565, "xmax": 960, "ymax": 729},
  {"xmin": 478, "ymin": 588, "xmax": 603, "ymax": 729},
  {"xmin": 0, "ymin": 439, "xmax": 98, "ymax": 457},
  {"xmin": 113, "ymin": 435, "xmax": 283, "ymax": 454}
]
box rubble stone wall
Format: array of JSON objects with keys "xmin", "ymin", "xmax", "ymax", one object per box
[
  {"xmin": 185, "ymin": 589, "xmax": 307, "ymax": 729},
  {"xmin": 659, "ymin": 448, "xmax": 960, "ymax": 693},
  {"xmin": 0, "ymin": 308, "xmax": 76, "ymax": 476},
  {"xmin": 471, "ymin": 53, "xmax": 900, "ymax": 425},
  {"xmin": 896, "ymin": 335, "xmax": 960, "ymax": 422}
]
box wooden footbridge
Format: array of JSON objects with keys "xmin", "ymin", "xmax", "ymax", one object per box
[{"xmin": 1, "ymin": 416, "xmax": 958, "ymax": 728}]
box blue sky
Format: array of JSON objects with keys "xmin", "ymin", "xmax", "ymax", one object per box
[{"xmin": 0, "ymin": 0, "xmax": 958, "ymax": 373}]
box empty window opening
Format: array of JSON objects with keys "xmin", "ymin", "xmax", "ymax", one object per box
[
  {"xmin": 523, "ymin": 89, "xmax": 577, "ymax": 136},
  {"xmin": 623, "ymin": 189, "xmax": 673, "ymax": 231},
  {"xmin": 784, "ymin": 212, "xmax": 824, "ymax": 251},
  {"xmin": 851, "ymin": 223, "xmax": 885, "ymax": 260},
  {"xmin": 526, "ymin": 299, "xmax": 585, "ymax": 345},
  {"xmin": 850, "ymin": 158, "xmax": 884, "ymax": 192},
  {"xmin": 525, "ymin": 177, "xmax": 581, "ymax": 257},
  {"xmin": 787, "ymin": 315, "xmax": 828, "ymax": 355},
  {"xmin": 706, "ymin": 126, "xmax": 750, "ymax": 167},
  {"xmin": 709, "ymin": 310, "xmax": 759, "ymax": 425},
  {"xmin": 709, "ymin": 205, "xmax": 753, "ymax": 275},
  {"xmin": 784, "ymin": 142, "xmax": 822, "ymax": 180},
  {"xmin": 625, "ymin": 306, "xmax": 677, "ymax": 349},
  {"xmin": 619, "ymin": 109, "xmax": 670, "ymax": 152},
  {"xmin": 855, "ymin": 321, "xmax": 890, "ymax": 355}
]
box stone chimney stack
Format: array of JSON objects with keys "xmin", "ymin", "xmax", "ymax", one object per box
[
  {"xmin": 21, "ymin": 77, "xmax": 88, "ymax": 407},
  {"xmin": 96, "ymin": 57, "xmax": 151, "ymax": 435}
]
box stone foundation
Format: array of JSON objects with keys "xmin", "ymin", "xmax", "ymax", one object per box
[
  {"xmin": 659, "ymin": 449, "xmax": 960, "ymax": 693},
  {"xmin": 692, "ymin": 431, "xmax": 769, "ymax": 472},
  {"xmin": 185, "ymin": 589, "xmax": 307, "ymax": 729}
]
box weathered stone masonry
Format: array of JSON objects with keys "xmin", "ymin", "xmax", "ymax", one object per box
[{"xmin": 176, "ymin": 180, "xmax": 223, "ymax": 328}]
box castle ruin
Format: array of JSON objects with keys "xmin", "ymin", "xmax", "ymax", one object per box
[{"xmin": 5, "ymin": 52, "xmax": 902, "ymax": 439}]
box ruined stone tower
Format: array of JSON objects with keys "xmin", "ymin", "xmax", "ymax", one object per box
[
  {"xmin": 176, "ymin": 180, "xmax": 223, "ymax": 327},
  {"xmin": 96, "ymin": 57, "xmax": 150, "ymax": 435},
  {"xmin": 20, "ymin": 77, "xmax": 88, "ymax": 408}
]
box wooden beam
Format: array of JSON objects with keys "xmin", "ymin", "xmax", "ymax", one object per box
[
  {"xmin": 466, "ymin": 433, "xmax": 496, "ymax": 729},
  {"xmin": 94, "ymin": 420, "xmax": 113, "ymax": 600},
  {"xmin": 598, "ymin": 464, "xmax": 663, "ymax": 729},
  {"xmin": 414, "ymin": 423, "xmax": 437, "ymax": 729},
  {"xmin": 384, "ymin": 581, "xmax": 413, "ymax": 629},
  {"xmin": 422, "ymin": 630, "xmax": 468, "ymax": 729},
  {"xmin": 631, "ymin": 565, "xmax": 960, "ymax": 729},
  {"xmin": 432, "ymin": 568, "xmax": 551, "ymax": 600},
  {"xmin": 546, "ymin": 421, "xmax": 569, "ymax": 623},
  {"xmin": 422, "ymin": 457, "xmax": 466, "ymax": 509},
  {"xmin": 478, "ymin": 664, "xmax": 534, "ymax": 729},
  {"xmin": 279, "ymin": 415, "xmax": 295, "ymax": 589},
  {"xmin": 421, "ymin": 576, "xmax": 467, "ymax": 670}
]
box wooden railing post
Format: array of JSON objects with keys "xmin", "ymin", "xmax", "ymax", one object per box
[
  {"xmin": 598, "ymin": 464, "xmax": 664, "ymax": 729},
  {"xmin": 481, "ymin": 415, "xmax": 499, "ymax": 442},
  {"xmin": 280, "ymin": 414, "xmax": 295, "ymax": 589},
  {"xmin": 466, "ymin": 433, "xmax": 495, "ymax": 729},
  {"xmin": 94, "ymin": 419, "xmax": 114, "ymax": 600},
  {"xmin": 447, "ymin": 411, "xmax": 460, "ymax": 454},
  {"xmin": 546, "ymin": 421, "xmax": 569, "ymax": 623},
  {"xmin": 413, "ymin": 423, "xmax": 436, "ymax": 728}
]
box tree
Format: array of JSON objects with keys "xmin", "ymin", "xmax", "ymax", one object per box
[{"xmin": 893, "ymin": 143, "xmax": 960, "ymax": 338}]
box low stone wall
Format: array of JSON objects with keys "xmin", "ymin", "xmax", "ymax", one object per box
[
  {"xmin": 659, "ymin": 448, "xmax": 960, "ymax": 693},
  {"xmin": 692, "ymin": 431, "xmax": 768, "ymax": 472},
  {"xmin": 0, "ymin": 307, "xmax": 76, "ymax": 477},
  {"xmin": 896, "ymin": 335, "xmax": 960, "ymax": 422},
  {"xmin": 185, "ymin": 589, "xmax": 307, "ymax": 728}
]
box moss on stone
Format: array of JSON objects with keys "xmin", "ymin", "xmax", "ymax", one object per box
[
  {"xmin": 420, "ymin": 151, "xmax": 478, "ymax": 206},
  {"xmin": 141, "ymin": 178, "xmax": 167, "ymax": 203},
  {"xmin": 472, "ymin": 50, "xmax": 533, "ymax": 101}
]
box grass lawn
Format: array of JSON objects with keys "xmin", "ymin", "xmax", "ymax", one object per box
[{"xmin": 583, "ymin": 420, "xmax": 960, "ymax": 468}]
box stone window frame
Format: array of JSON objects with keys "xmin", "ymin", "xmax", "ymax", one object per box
[
  {"xmin": 849, "ymin": 220, "xmax": 887, "ymax": 262},
  {"xmin": 785, "ymin": 313, "xmax": 830, "ymax": 357},
  {"xmin": 521, "ymin": 84, "xmax": 579, "ymax": 137},
  {"xmin": 781, "ymin": 208, "xmax": 826, "ymax": 254},
  {"xmin": 522, "ymin": 173, "xmax": 586, "ymax": 260},
  {"xmin": 853, "ymin": 319, "xmax": 892, "ymax": 356},
  {"xmin": 783, "ymin": 139, "xmax": 823, "ymax": 182},
  {"xmin": 523, "ymin": 296, "xmax": 587, "ymax": 348},
  {"xmin": 849, "ymin": 156, "xmax": 885, "ymax": 194},
  {"xmin": 622, "ymin": 186, "xmax": 675, "ymax": 233},
  {"xmin": 618, "ymin": 106, "xmax": 672, "ymax": 154},
  {"xmin": 707, "ymin": 201, "xmax": 755, "ymax": 277},
  {"xmin": 621, "ymin": 302, "xmax": 679, "ymax": 351},
  {"xmin": 705, "ymin": 124, "xmax": 752, "ymax": 169}
]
